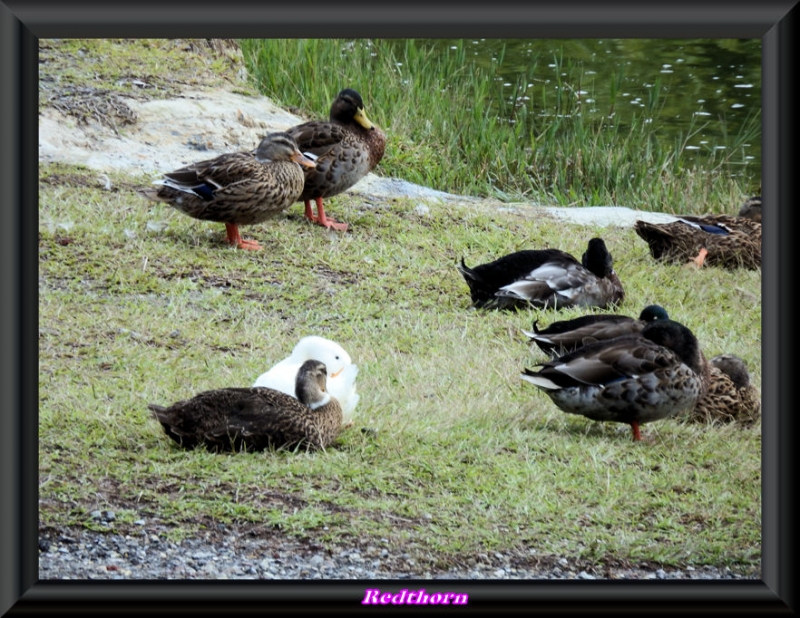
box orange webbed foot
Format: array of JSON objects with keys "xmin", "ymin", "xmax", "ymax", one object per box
[
  {"xmin": 308, "ymin": 197, "xmax": 350, "ymax": 232},
  {"xmin": 224, "ymin": 223, "xmax": 263, "ymax": 251},
  {"xmin": 689, "ymin": 247, "xmax": 709, "ymax": 268}
]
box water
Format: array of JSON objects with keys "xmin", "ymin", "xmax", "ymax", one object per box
[{"xmin": 393, "ymin": 39, "xmax": 761, "ymax": 186}]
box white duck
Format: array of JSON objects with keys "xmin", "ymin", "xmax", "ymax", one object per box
[{"xmin": 253, "ymin": 336, "xmax": 360, "ymax": 426}]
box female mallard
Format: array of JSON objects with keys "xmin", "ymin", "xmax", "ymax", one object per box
[
  {"xmin": 685, "ymin": 354, "xmax": 761, "ymax": 426},
  {"xmin": 523, "ymin": 304, "xmax": 669, "ymax": 358},
  {"xmin": 148, "ymin": 360, "xmax": 342, "ymax": 452},
  {"xmin": 253, "ymin": 336, "xmax": 360, "ymax": 426},
  {"xmin": 457, "ymin": 238, "xmax": 625, "ymax": 311},
  {"xmin": 633, "ymin": 197, "xmax": 761, "ymax": 269},
  {"xmin": 520, "ymin": 318, "xmax": 710, "ymax": 441},
  {"xmin": 286, "ymin": 88, "xmax": 386, "ymax": 231},
  {"xmin": 738, "ymin": 195, "xmax": 762, "ymax": 222},
  {"xmin": 139, "ymin": 132, "xmax": 316, "ymax": 251}
]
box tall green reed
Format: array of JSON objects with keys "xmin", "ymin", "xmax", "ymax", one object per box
[{"xmin": 240, "ymin": 39, "xmax": 759, "ymax": 212}]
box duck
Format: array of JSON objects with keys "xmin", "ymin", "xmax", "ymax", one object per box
[
  {"xmin": 520, "ymin": 318, "xmax": 710, "ymax": 442},
  {"xmin": 139, "ymin": 132, "xmax": 316, "ymax": 250},
  {"xmin": 148, "ymin": 360, "xmax": 342, "ymax": 452},
  {"xmin": 286, "ymin": 88, "xmax": 386, "ymax": 232},
  {"xmin": 457, "ymin": 238, "xmax": 625, "ymax": 311},
  {"xmin": 253, "ymin": 336, "xmax": 359, "ymax": 426},
  {"xmin": 738, "ymin": 195, "xmax": 762, "ymax": 222},
  {"xmin": 523, "ymin": 304, "xmax": 670, "ymax": 358},
  {"xmin": 633, "ymin": 197, "xmax": 761, "ymax": 269},
  {"xmin": 685, "ymin": 354, "xmax": 761, "ymax": 425}
]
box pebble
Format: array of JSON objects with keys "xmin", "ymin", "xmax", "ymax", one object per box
[{"xmin": 37, "ymin": 524, "xmax": 758, "ymax": 581}]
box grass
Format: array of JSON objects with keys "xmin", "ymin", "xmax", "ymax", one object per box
[
  {"xmin": 239, "ymin": 38, "xmax": 760, "ymax": 210},
  {"xmin": 37, "ymin": 39, "xmax": 761, "ymax": 575},
  {"xmin": 38, "ymin": 160, "xmax": 761, "ymax": 573}
]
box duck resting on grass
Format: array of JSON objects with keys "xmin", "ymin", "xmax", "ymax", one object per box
[
  {"xmin": 138, "ymin": 132, "xmax": 316, "ymax": 251},
  {"xmin": 149, "ymin": 360, "xmax": 342, "ymax": 452},
  {"xmin": 685, "ymin": 353, "xmax": 761, "ymax": 426},
  {"xmin": 520, "ymin": 318, "xmax": 710, "ymax": 442},
  {"xmin": 633, "ymin": 196, "xmax": 762, "ymax": 270},
  {"xmin": 253, "ymin": 336, "xmax": 359, "ymax": 427},
  {"xmin": 286, "ymin": 88, "xmax": 386, "ymax": 231},
  {"xmin": 457, "ymin": 238, "xmax": 625, "ymax": 311},
  {"xmin": 523, "ymin": 304, "xmax": 670, "ymax": 358}
]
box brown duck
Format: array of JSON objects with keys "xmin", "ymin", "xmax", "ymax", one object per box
[
  {"xmin": 685, "ymin": 354, "xmax": 761, "ymax": 425},
  {"xmin": 287, "ymin": 88, "xmax": 386, "ymax": 231},
  {"xmin": 148, "ymin": 360, "xmax": 342, "ymax": 452},
  {"xmin": 633, "ymin": 196, "xmax": 761, "ymax": 269},
  {"xmin": 139, "ymin": 132, "xmax": 316, "ymax": 250}
]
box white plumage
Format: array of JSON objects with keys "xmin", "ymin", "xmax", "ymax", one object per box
[{"xmin": 253, "ymin": 336, "xmax": 360, "ymax": 426}]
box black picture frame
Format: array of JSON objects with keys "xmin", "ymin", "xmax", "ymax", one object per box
[{"xmin": 4, "ymin": 0, "xmax": 795, "ymax": 614}]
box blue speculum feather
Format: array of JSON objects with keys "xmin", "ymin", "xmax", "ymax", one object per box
[
  {"xmin": 678, "ymin": 219, "xmax": 729, "ymax": 235},
  {"xmin": 193, "ymin": 184, "xmax": 216, "ymax": 201}
]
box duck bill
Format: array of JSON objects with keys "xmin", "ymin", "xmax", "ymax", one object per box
[
  {"xmin": 330, "ymin": 367, "xmax": 344, "ymax": 378},
  {"xmin": 353, "ymin": 107, "xmax": 375, "ymax": 130},
  {"xmin": 292, "ymin": 151, "xmax": 317, "ymax": 168}
]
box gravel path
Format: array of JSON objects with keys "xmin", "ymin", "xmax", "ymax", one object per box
[{"xmin": 39, "ymin": 522, "xmax": 756, "ymax": 581}]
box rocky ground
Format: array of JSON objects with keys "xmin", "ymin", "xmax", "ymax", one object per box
[{"xmin": 38, "ymin": 520, "xmax": 754, "ymax": 580}]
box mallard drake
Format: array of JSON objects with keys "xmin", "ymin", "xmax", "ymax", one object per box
[
  {"xmin": 457, "ymin": 238, "xmax": 625, "ymax": 311},
  {"xmin": 520, "ymin": 318, "xmax": 710, "ymax": 441},
  {"xmin": 523, "ymin": 304, "xmax": 669, "ymax": 357},
  {"xmin": 149, "ymin": 360, "xmax": 342, "ymax": 452},
  {"xmin": 139, "ymin": 132, "xmax": 316, "ymax": 250},
  {"xmin": 633, "ymin": 197, "xmax": 761, "ymax": 269},
  {"xmin": 286, "ymin": 88, "xmax": 386, "ymax": 231},
  {"xmin": 685, "ymin": 354, "xmax": 761, "ymax": 425},
  {"xmin": 253, "ymin": 336, "xmax": 359, "ymax": 426}
]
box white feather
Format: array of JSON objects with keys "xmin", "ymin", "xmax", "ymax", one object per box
[{"xmin": 253, "ymin": 336, "xmax": 359, "ymax": 425}]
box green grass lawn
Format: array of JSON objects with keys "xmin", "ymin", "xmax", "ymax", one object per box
[{"xmin": 38, "ymin": 161, "xmax": 761, "ymax": 573}]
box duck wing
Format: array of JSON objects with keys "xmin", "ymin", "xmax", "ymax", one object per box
[{"xmin": 525, "ymin": 336, "xmax": 675, "ymax": 389}]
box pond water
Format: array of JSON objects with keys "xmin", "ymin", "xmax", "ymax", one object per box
[{"xmin": 391, "ymin": 39, "xmax": 761, "ymax": 187}]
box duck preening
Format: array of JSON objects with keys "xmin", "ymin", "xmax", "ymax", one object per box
[{"xmin": 458, "ymin": 238, "xmax": 625, "ymax": 311}]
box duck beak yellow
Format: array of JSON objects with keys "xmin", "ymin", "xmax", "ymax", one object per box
[
  {"xmin": 330, "ymin": 367, "xmax": 344, "ymax": 378},
  {"xmin": 353, "ymin": 107, "xmax": 375, "ymax": 130},
  {"xmin": 292, "ymin": 151, "xmax": 317, "ymax": 168}
]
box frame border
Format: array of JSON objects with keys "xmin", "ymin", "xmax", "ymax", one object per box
[{"xmin": 4, "ymin": 0, "xmax": 795, "ymax": 614}]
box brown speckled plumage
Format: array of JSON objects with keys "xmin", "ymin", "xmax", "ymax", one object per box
[
  {"xmin": 148, "ymin": 360, "xmax": 342, "ymax": 452},
  {"xmin": 458, "ymin": 238, "xmax": 625, "ymax": 311},
  {"xmin": 685, "ymin": 354, "xmax": 761, "ymax": 425},
  {"xmin": 737, "ymin": 196, "xmax": 762, "ymax": 222},
  {"xmin": 634, "ymin": 197, "xmax": 762, "ymax": 270},
  {"xmin": 139, "ymin": 132, "xmax": 315, "ymax": 250},
  {"xmin": 521, "ymin": 319, "xmax": 710, "ymax": 441},
  {"xmin": 286, "ymin": 88, "xmax": 386, "ymax": 231}
]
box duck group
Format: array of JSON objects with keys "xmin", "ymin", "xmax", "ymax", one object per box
[
  {"xmin": 139, "ymin": 84, "xmax": 759, "ymax": 451},
  {"xmin": 140, "ymin": 89, "xmax": 385, "ymax": 247}
]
